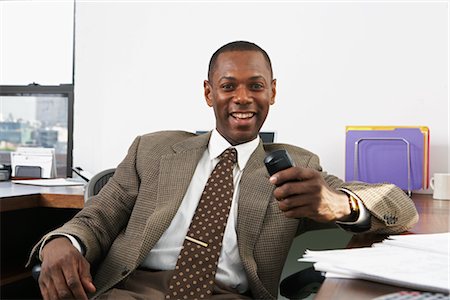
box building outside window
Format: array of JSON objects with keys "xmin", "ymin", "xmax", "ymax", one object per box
[{"xmin": 0, "ymin": 85, "xmax": 73, "ymax": 177}]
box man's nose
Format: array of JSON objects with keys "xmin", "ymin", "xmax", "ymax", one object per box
[{"xmin": 234, "ymin": 86, "xmax": 252, "ymax": 104}]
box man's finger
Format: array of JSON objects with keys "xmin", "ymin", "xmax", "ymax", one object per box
[
  {"xmin": 61, "ymin": 262, "xmax": 88, "ymax": 300},
  {"xmin": 270, "ymin": 167, "xmax": 315, "ymax": 186},
  {"xmin": 79, "ymin": 260, "xmax": 96, "ymax": 294},
  {"xmin": 41, "ymin": 265, "xmax": 71, "ymax": 300},
  {"xmin": 38, "ymin": 279, "xmax": 50, "ymax": 300},
  {"xmin": 42, "ymin": 276, "xmax": 61, "ymax": 300},
  {"xmin": 273, "ymin": 179, "xmax": 318, "ymax": 201},
  {"xmin": 52, "ymin": 268, "xmax": 75, "ymax": 299},
  {"xmin": 280, "ymin": 205, "xmax": 310, "ymax": 219}
]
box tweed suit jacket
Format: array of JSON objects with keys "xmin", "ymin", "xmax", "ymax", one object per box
[{"xmin": 30, "ymin": 130, "xmax": 418, "ymax": 299}]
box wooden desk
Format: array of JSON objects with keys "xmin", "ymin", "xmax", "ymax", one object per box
[
  {"xmin": 0, "ymin": 182, "xmax": 84, "ymax": 289},
  {"xmin": 315, "ymin": 194, "xmax": 450, "ymax": 299},
  {"xmin": 0, "ymin": 181, "xmax": 84, "ymax": 212}
]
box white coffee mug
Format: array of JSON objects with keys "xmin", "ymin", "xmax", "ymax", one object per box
[{"xmin": 430, "ymin": 173, "xmax": 450, "ymax": 200}]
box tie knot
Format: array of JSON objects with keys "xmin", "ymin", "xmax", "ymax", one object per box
[{"xmin": 220, "ymin": 148, "xmax": 237, "ymax": 164}]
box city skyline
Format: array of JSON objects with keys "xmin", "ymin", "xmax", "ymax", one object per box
[
  {"xmin": 0, "ymin": 96, "xmax": 68, "ymax": 126},
  {"xmin": 0, "ymin": 96, "xmax": 36, "ymax": 122}
]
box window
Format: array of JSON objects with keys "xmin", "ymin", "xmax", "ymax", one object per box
[
  {"xmin": 0, "ymin": 85, "xmax": 74, "ymax": 177},
  {"xmin": 0, "ymin": 1, "xmax": 75, "ymax": 177}
]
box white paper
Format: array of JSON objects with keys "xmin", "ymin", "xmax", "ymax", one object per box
[
  {"xmin": 380, "ymin": 233, "xmax": 449, "ymax": 255},
  {"xmin": 299, "ymin": 232, "xmax": 450, "ymax": 293},
  {"xmin": 12, "ymin": 178, "xmax": 85, "ymax": 187}
]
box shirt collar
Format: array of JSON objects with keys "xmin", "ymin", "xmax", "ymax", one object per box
[{"xmin": 208, "ymin": 129, "xmax": 260, "ymax": 170}]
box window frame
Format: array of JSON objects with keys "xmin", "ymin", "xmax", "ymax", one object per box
[{"xmin": 0, "ymin": 84, "xmax": 74, "ymax": 177}]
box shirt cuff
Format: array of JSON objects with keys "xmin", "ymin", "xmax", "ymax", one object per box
[
  {"xmin": 38, "ymin": 233, "xmax": 84, "ymax": 262},
  {"xmin": 335, "ymin": 188, "xmax": 371, "ymax": 232}
]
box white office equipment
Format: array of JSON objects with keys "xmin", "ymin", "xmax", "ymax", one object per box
[{"xmin": 10, "ymin": 147, "xmax": 57, "ymax": 178}]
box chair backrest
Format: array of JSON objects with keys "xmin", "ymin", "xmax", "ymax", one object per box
[{"xmin": 84, "ymin": 168, "xmax": 116, "ymax": 201}]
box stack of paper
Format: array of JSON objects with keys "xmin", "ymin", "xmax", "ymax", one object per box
[
  {"xmin": 299, "ymin": 233, "xmax": 449, "ymax": 294},
  {"xmin": 345, "ymin": 126, "xmax": 430, "ymax": 191}
]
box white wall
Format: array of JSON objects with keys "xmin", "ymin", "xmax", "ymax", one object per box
[
  {"xmin": 0, "ymin": 1, "xmax": 74, "ymax": 85},
  {"xmin": 74, "ymin": 1, "xmax": 448, "ymax": 193}
]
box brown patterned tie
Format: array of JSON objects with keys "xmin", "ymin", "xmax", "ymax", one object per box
[{"xmin": 166, "ymin": 148, "xmax": 237, "ymax": 300}]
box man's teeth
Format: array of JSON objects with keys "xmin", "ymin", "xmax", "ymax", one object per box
[{"xmin": 232, "ymin": 112, "xmax": 254, "ymax": 119}]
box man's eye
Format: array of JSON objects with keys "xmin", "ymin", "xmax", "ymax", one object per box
[
  {"xmin": 250, "ymin": 83, "xmax": 264, "ymax": 90},
  {"xmin": 222, "ymin": 84, "xmax": 234, "ymax": 91}
]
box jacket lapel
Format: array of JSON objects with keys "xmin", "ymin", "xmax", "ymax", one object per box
[
  {"xmin": 236, "ymin": 142, "xmax": 274, "ymax": 261},
  {"xmin": 138, "ymin": 133, "xmax": 211, "ymax": 261},
  {"xmin": 236, "ymin": 142, "xmax": 282, "ymax": 299}
]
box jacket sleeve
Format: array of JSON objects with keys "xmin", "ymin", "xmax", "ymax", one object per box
[
  {"xmin": 28, "ymin": 136, "xmax": 142, "ymax": 265},
  {"xmin": 309, "ymin": 154, "xmax": 419, "ymax": 234}
]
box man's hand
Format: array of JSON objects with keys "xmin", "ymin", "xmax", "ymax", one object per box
[
  {"xmin": 39, "ymin": 237, "xmax": 96, "ymax": 300},
  {"xmin": 269, "ymin": 167, "xmax": 351, "ymax": 222}
]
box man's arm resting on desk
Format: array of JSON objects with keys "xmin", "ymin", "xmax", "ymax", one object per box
[
  {"xmin": 336, "ymin": 183, "xmax": 419, "ymax": 234},
  {"xmin": 313, "ymin": 152, "xmax": 419, "ymax": 234}
]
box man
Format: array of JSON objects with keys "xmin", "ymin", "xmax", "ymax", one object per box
[{"xmin": 30, "ymin": 41, "xmax": 418, "ymax": 300}]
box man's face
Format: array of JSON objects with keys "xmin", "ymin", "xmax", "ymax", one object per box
[{"xmin": 204, "ymin": 51, "xmax": 276, "ymax": 145}]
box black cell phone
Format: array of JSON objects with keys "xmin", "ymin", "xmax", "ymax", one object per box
[{"xmin": 264, "ymin": 149, "xmax": 294, "ymax": 176}]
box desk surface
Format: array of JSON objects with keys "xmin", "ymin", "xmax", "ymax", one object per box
[
  {"xmin": 1, "ymin": 182, "xmax": 85, "ymax": 287},
  {"xmin": 0, "ymin": 181, "xmax": 84, "ymax": 212},
  {"xmin": 315, "ymin": 193, "xmax": 450, "ymax": 299}
]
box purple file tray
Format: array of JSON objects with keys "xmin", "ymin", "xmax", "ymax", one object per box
[{"xmin": 345, "ymin": 128, "xmax": 424, "ymax": 191}]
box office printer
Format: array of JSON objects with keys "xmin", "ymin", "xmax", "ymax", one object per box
[{"xmin": 0, "ymin": 164, "xmax": 12, "ymax": 181}]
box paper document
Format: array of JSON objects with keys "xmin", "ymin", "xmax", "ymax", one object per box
[
  {"xmin": 299, "ymin": 233, "xmax": 450, "ymax": 293},
  {"xmin": 12, "ymin": 178, "xmax": 85, "ymax": 187}
]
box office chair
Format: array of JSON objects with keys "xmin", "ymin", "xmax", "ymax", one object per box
[
  {"xmin": 32, "ymin": 168, "xmax": 116, "ymax": 281},
  {"xmin": 83, "ymin": 168, "xmax": 116, "ymax": 201},
  {"xmin": 279, "ymin": 266, "xmax": 325, "ymax": 299}
]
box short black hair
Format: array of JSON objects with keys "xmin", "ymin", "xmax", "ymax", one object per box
[{"xmin": 208, "ymin": 41, "xmax": 273, "ymax": 81}]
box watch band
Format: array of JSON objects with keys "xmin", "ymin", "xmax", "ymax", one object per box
[
  {"xmin": 336, "ymin": 188, "xmax": 372, "ymax": 233},
  {"xmin": 347, "ymin": 193, "xmax": 360, "ymax": 221}
]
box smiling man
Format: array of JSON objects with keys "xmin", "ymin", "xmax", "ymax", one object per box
[
  {"xmin": 30, "ymin": 41, "xmax": 418, "ymax": 300},
  {"xmin": 204, "ymin": 47, "xmax": 276, "ymax": 146}
]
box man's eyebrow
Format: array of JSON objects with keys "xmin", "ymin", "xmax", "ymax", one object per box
[
  {"xmin": 218, "ymin": 75, "xmax": 267, "ymax": 81},
  {"xmin": 218, "ymin": 76, "xmax": 236, "ymax": 81},
  {"xmin": 249, "ymin": 75, "xmax": 266, "ymax": 81}
]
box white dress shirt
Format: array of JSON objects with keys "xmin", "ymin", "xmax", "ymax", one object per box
[{"xmin": 141, "ymin": 130, "xmax": 258, "ymax": 293}]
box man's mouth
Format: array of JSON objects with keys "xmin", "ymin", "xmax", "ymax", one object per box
[{"xmin": 231, "ymin": 112, "xmax": 255, "ymax": 119}]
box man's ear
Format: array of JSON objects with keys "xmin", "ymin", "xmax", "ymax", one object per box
[
  {"xmin": 204, "ymin": 80, "xmax": 213, "ymax": 107},
  {"xmin": 270, "ymin": 79, "xmax": 277, "ymax": 105}
]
